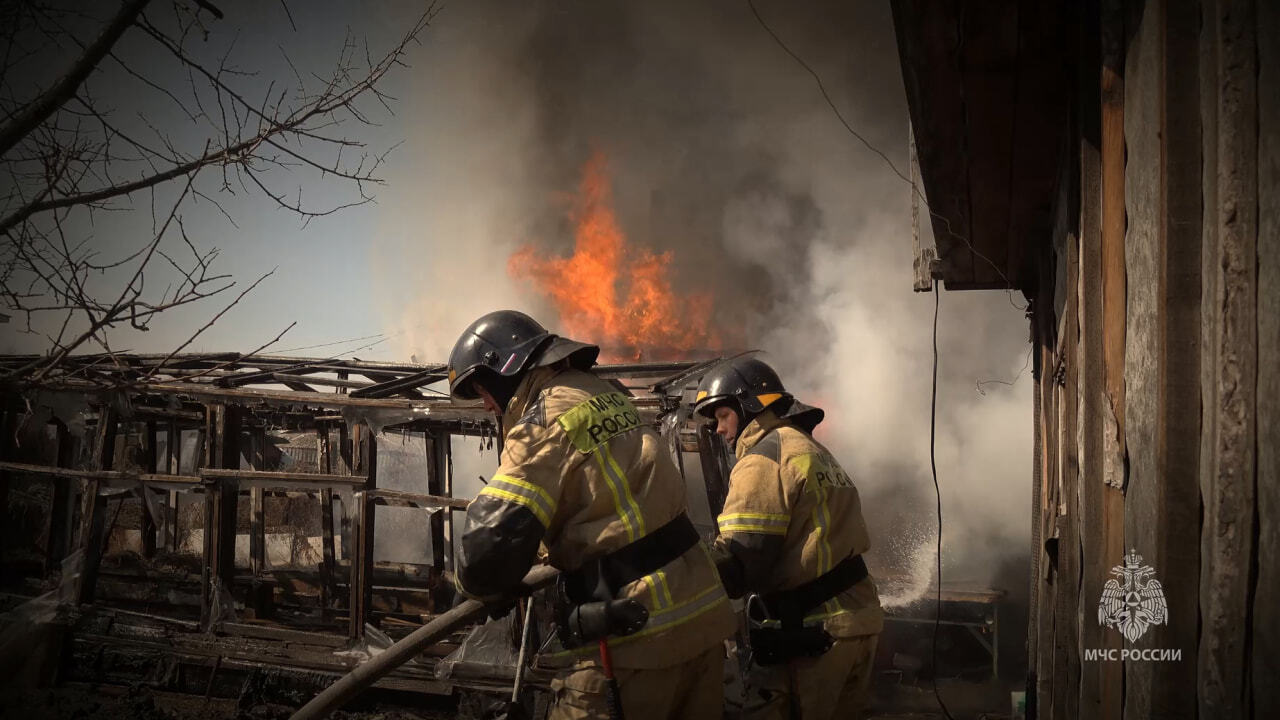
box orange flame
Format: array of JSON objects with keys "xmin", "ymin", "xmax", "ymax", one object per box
[{"xmin": 509, "ymin": 152, "xmax": 719, "ymax": 361}]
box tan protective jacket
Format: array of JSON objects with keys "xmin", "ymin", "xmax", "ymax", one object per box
[
  {"xmin": 456, "ymin": 366, "xmax": 735, "ymax": 669},
  {"xmin": 711, "ymin": 407, "xmax": 884, "ymax": 638}
]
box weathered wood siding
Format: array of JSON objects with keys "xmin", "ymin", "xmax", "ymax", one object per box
[
  {"xmin": 1198, "ymin": 0, "xmax": 1257, "ymax": 716},
  {"xmin": 1122, "ymin": 2, "xmax": 1162, "ymax": 715},
  {"xmin": 1028, "ymin": 0, "xmax": 1271, "ymax": 717},
  {"xmin": 1253, "ymin": 0, "xmax": 1280, "ymax": 716}
]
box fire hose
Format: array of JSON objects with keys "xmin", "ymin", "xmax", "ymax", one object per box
[{"xmin": 289, "ymin": 565, "xmax": 559, "ymax": 720}]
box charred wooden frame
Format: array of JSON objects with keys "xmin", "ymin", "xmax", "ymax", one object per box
[{"xmin": 0, "ymin": 352, "xmax": 720, "ymax": 701}]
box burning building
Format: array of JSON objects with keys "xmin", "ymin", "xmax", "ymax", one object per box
[{"xmin": 509, "ymin": 152, "xmax": 725, "ymax": 363}]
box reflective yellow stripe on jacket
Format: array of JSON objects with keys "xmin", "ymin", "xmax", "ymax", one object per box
[
  {"xmin": 718, "ymin": 511, "xmax": 790, "ymax": 535},
  {"xmin": 479, "ymin": 474, "xmax": 557, "ymax": 527}
]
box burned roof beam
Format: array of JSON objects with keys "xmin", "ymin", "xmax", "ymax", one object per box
[
  {"xmin": 648, "ymin": 357, "xmax": 727, "ymax": 397},
  {"xmin": 594, "ymin": 361, "xmax": 700, "ymax": 379},
  {"xmin": 272, "ymin": 373, "xmax": 371, "ymax": 390},
  {"xmin": 348, "ymin": 367, "xmax": 448, "ymax": 399},
  {"xmin": 213, "ymin": 360, "xmax": 334, "ymax": 388}
]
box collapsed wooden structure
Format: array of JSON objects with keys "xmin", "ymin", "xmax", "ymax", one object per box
[
  {"xmin": 0, "ymin": 352, "xmax": 727, "ymax": 704},
  {"xmin": 0, "ymin": 351, "xmax": 1013, "ymax": 713}
]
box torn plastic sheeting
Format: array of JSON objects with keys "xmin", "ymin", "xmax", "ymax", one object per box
[
  {"xmin": 137, "ymin": 486, "xmax": 166, "ymax": 531},
  {"xmin": 340, "ymin": 407, "xmax": 426, "ymax": 437},
  {"xmin": 336, "ymin": 486, "xmax": 356, "ymax": 523},
  {"xmin": 0, "ymin": 549, "xmax": 83, "ymax": 630},
  {"xmin": 340, "ymin": 405, "xmax": 496, "ymax": 438},
  {"xmin": 374, "ymin": 429, "xmax": 429, "ymax": 492},
  {"xmin": 97, "ymin": 485, "xmax": 135, "ymax": 498},
  {"xmin": 435, "ymin": 612, "xmax": 521, "ymax": 681},
  {"xmin": 0, "ymin": 550, "xmax": 84, "ymax": 685},
  {"xmin": 333, "ymin": 622, "xmax": 411, "ymax": 666},
  {"xmin": 207, "ymin": 577, "xmax": 239, "ymax": 626},
  {"xmin": 23, "ymin": 390, "xmax": 94, "ymax": 442}
]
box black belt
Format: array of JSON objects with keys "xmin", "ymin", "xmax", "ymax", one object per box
[
  {"xmin": 563, "ymin": 513, "xmax": 700, "ymax": 604},
  {"xmin": 761, "ymin": 554, "xmax": 868, "ymax": 629}
]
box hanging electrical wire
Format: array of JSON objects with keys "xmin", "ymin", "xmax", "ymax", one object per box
[
  {"xmin": 930, "ymin": 285, "xmax": 957, "ymax": 720},
  {"xmin": 744, "ymin": 0, "xmax": 1028, "ymax": 311}
]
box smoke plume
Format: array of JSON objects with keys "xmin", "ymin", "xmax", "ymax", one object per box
[{"xmin": 376, "ymin": 0, "xmax": 1031, "ymax": 590}]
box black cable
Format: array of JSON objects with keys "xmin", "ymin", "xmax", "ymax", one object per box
[
  {"xmin": 745, "ymin": 0, "xmax": 912, "ymax": 186},
  {"xmin": 930, "ymin": 285, "xmax": 956, "ymax": 720}
]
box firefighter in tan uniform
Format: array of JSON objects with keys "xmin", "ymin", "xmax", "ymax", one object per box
[
  {"xmin": 448, "ymin": 310, "xmax": 736, "ymax": 720},
  {"xmin": 693, "ymin": 357, "xmax": 884, "ymax": 720}
]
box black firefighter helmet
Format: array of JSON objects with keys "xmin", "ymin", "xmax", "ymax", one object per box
[
  {"xmin": 693, "ymin": 356, "xmax": 825, "ymax": 434},
  {"xmin": 693, "ymin": 356, "xmax": 791, "ymax": 419},
  {"xmin": 447, "ymin": 310, "xmax": 599, "ymax": 402}
]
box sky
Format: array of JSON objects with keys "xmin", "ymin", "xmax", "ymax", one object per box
[{"xmin": 4, "ymin": 0, "xmax": 1033, "ymax": 591}]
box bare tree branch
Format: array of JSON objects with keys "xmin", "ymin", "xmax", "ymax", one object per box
[
  {"xmin": 0, "ymin": 0, "xmax": 152, "ymax": 158},
  {"xmin": 1, "ymin": 1, "xmax": 437, "ymax": 391}
]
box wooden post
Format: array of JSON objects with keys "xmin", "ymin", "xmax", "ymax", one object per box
[
  {"xmin": 338, "ymin": 422, "xmax": 353, "ymax": 563},
  {"xmin": 425, "ymin": 431, "xmax": 447, "ymax": 571},
  {"xmin": 166, "ymin": 421, "xmax": 180, "ymax": 552},
  {"xmin": 348, "ymin": 424, "xmax": 377, "ymax": 641},
  {"xmin": 317, "ymin": 425, "xmax": 338, "ymax": 612},
  {"xmin": 0, "ymin": 412, "xmax": 12, "ymax": 568},
  {"xmin": 248, "ymin": 426, "xmax": 270, "ymax": 618},
  {"xmin": 249, "ymin": 427, "xmax": 266, "ymax": 578},
  {"xmin": 141, "ymin": 420, "xmax": 159, "ymax": 558},
  {"xmin": 75, "ymin": 405, "xmax": 118, "ymax": 605},
  {"xmin": 201, "ymin": 403, "xmax": 242, "ymax": 627},
  {"xmin": 45, "ymin": 421, "xmax": 76, "ymax": 574},
  {"xmin": 441, "ymin": 432, "xmax": 453, "ymax": 573}
]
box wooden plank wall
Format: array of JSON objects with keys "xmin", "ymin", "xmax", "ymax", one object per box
[
  {"xmin": 1028, "ymin": 349, "xmax": 1042, "ymax": 718},
  {"xmin": 1121, "ymin": 3, "xmax": 1163, "ymax": 717},
  {"xmin": 1153, "ymin": 0, "xmax": 1203, "ymax": 715},
  {"xmin": 1082, "ymin": 4, "xmax": 1127, "ymax": 719},
  {"xmin": 1197, "ymin": 0, "xmax": 1257, "ymax": 717},
  {"xmin": 1253, "ymin": 0, "xmax": 1280, "ymax": 715},
  {"xmin": 1033, "ymin": 241, "xmax": 1060, "ymax": 720},
  {"xmin": 1002, "ymin": 0, "xmax": 1275, "ymax": 716},
  {"xmin": 1049, "ymin": 222, "xmax": 1081, "ymax": 720},
  {"xmin": 1075, "ymin": 100, "xmax": 1110, "ymax": 720}
]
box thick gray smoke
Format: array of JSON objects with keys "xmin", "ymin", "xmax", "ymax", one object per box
[{"xmin": 378, "ymin": 0, "xmax": 1031, "ymax": 592}]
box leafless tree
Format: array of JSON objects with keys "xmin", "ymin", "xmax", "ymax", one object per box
[{"xmin": 0, "ymin": 0, "xmax": 434, "ymax": 389}]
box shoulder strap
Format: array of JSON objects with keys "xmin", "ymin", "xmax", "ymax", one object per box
[{"xmin": 744, "ymin": 429, "xmax": 782, "ymax": 463}]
